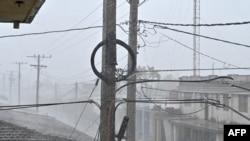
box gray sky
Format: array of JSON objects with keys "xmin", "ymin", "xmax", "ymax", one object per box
[{"xmin": 1, "ymin": 0, "xmax": 250, "ymax": 85}]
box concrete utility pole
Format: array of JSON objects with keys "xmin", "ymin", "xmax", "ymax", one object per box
[
  {"xmin": 27, "ymin": 54, "xmax": 52, "ymax": 113},
  {"xmin": 193, "ymin": 0, "xmax": 200, "ymax": 76},
  {"xmin": 75, "ymin": 81, "xmax": 78, "ymax": 123},
  {"xmin": 75, "ymin": 82, "xmax": 78, "ymax": 100},
  {"xmin": 13, "ymin": 62, "xmax": 27, "ymax": 105},
  {"xmin": 127, "ymin": 0, "xmax": 139, "ymax": 141},
  {"xmin": 8, "ymin": 71, "xmax": 15, "ymax": 104},
  {"xmin": 204, "ymin": 94, "xmax": 208, "ymax": 120},
  {"xmin": 2, "ymin": 74, "xmax": 6, "ymax": 98},
  {"xmin": 100, "ymin": 0, "xmax": 117, "ymax": 141},
  {"xmin": 54, "ymin": 83, "xmax": 58, "ymax": 116},
  {"xmin": 54, "ymin": 83, "xmax": 58, "ymax": 102}
]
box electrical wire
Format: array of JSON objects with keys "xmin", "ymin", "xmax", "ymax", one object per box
[
  {"xmin": 133, "ymin": 22, "xmax": 242, "ymax": 69},
  {"xmin": 139, "ymin": 20, "xmax": 250, "ymax": 27},
  {"xmin": 136, "ymin": 67, "xmax": 250, "ymax": 73},
  {"xmin": 93, "ymin": 127, "xmax": 100, "ymax": 141},
  {"xmin": 121, "ymin": 97, "xmax": 250, "ymax": 121},
  {"xmin": 0, "ymin": 26, "xmax": 103, "ymax": 39},
  {"xmin": 41, "ymin": 2, "xmax": 103, "ymax": 53},
  {"xmin": 43, "ymin": 1, "xmax": 127, "ymax": 54},
  {"xmin": 139, "ymin": 87, "xmax": 211, "ymax": 116},
  {"xmin": 135, "ymin": 83, "xmax": 250, "ymax": 121},
  {"xmin": 123, "ymin": 97, "xmax": 213, "ymax": 115},
  {"xmin": 74, "ymin": 4, "xmax": 103, "ymax": 28},
  {"xmin": 125, "ymin": 98, "xmax": 250, "ymax": 121},
  {"xmin": 0, "ymin": 100, "xmax": 94, "ymax": 111},
  {"xmin": 116, "ymin": 76, "xmax": 234, "ymax": 93},
  {"xmin": 159, "ymin": 33, "xmax": 241, "ymax": 68},
  {"xmin": 231, "ymin": 84, "xmax": 250, "ymax": 91},
  {"xmin": 90, "ymin": 39, "xmax": 136, "ymax": 82},
  {"xmin": 44, "ymin": 2, "xmax": 125, "ymax": 54},
  {"xmin": 70, "ymin": 79, "xmax": 100, "ymax": 138},
  {"xmin": 155, "ymin": 25, "xmax": 250, "ymax": 48},
  {"xmin": 134, "ymin": 23, "xmax": 242, "ymax": 69},
  {"xmin": 140, "ymin": 86, "xmax": 248, "ymax": 96},
  {"xmin": 84, "ymin": 117, "xmax": 99, "ymax": 133}
]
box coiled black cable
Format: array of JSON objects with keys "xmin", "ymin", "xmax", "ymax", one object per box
[{"xmin": 91, "ymin": 39, "xmax": 136, "ymax": 82}]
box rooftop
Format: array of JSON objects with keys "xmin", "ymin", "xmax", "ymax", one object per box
[
  {"xmin": 0, "ymin": 110, "xmax": 93, "ymax": 141},
  {"xmin": 171, "ymin": 118, "xmax": 224, "ymax": 133},
  {"xmin": 0, "ymin": 120, "xmax": 75, "ymax": 141}
]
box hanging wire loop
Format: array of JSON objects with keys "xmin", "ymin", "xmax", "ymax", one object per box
[{"xmin": 91, "ymin": 39, "xmax": 136, "ymax": 83}]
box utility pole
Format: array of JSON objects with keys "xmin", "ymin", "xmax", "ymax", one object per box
[
  {"xmin": 193, "ymin": 0, "xmax": 200, "ymax": 76},
  {"xmin": 2, "ymin": 73, "xmax": 6, "ymax": 98},
  {"xmin": 8, "ymin": 71, "xmax": 15, "ymax": 104},
  {"xmin": 205, "ymin": 94, "xmax": 208, "ymax": 120},
  {"xmin": 55, "ymin": 83, "xmax": 58, "ymax": 102},
  {"xmin": 54, "ymin": 82, "xmax": 58, "ymax": 116},
  {"xmin": 75, "ymin": 81, "xmax": 78, "ymax": 123},
  {"xmin": 127, "ymin": 0, "xmax": 139, "ymax": 141},
  {"xmin": 100, "ymin": 0, "xmax": 117, "ymax": 141},
  {"xmin": 75, "ymin": 82, "xmax": 78, "ymax": 100},
  {"xmin": 13, "ymin": 62, "xmax": 27, "ymax": 105},
  {"xmin": 27, "ymin": 54, "xmax": 52, "ymax": 113}
]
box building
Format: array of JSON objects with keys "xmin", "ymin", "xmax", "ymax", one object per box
[{"xmin": 136, "ymin": 75, "xmax": 250, "ymax": 141}]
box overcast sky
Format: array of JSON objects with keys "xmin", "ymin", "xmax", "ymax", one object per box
[{"xmin": 1, "ymin": 0, "xmax": 250, "ymax": 85}]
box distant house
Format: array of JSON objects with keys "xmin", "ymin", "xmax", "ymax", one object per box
[
  {"xmin": 136, "ymin": 75, "xmax": 250, "ymax": 141},
  {"xmin": 174, "ymin": 75, "xmax": 250, "ymax": 141}
]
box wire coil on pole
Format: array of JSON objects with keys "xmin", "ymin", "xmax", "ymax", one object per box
[{"xmin": 91, "ymin": 39, "xmax": 136, "ymax": 82}]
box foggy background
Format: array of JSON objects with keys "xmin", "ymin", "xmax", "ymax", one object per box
[{"xmin": 0, "ymin": 0, "xmax": 250, "ymax": 139}]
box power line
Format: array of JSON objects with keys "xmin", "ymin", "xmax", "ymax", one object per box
[
  {"xmin": 139, "ymin": 83, "xmax": 211, "ymax": 116},
  {"xmin": 70, "ymin": 79, "xmax": 100, "ymax": 138},
  {"xmin": 42, "ymin": 1, "xmax": 127, "ymax": 54},
  {"xmin": 49, "ymin": 2, "xmax": 129, "ymax": 54},
  {"xmin": 140, "ymin": 87, "xmax": 246, "ymax": 97},
  {"xmin": 139, "ymin": 20, "xmax": 250, "ymax": 27},
  {"xmin": 84, "ymin": 117, "xmax": 99, "ymax": 133},
  {"xmin": 41, "ymin": 3, "xmax": 103, "ymax": 53},
  {"xmin": 122, "ymin": 98, "xmax": 250, "ymax": 121},
  {"xmin": 116, "ymin": 76, "xmax": 234, "ymax": 93},
  {"xmin": 0, "ymin": 100, "xmax": 94, "ymax": 111},
  {"xmin": 136, "ymin": 67, "xmax": 250, "ymax": 72},
  {"xmin": 94, "ymin": 128, "xmax": 100, "ymax": 141},
  {"xmin": 155, "ymin": 25, "xmax": 250, "ymax": 48},
  {"xmin": 124, "ymin": 98, "xmax": 211, "ymax": 116},
  {"xmin": 134, "ymin": 24, "xmax": 242, "ymax": 69},
  {"xmin": 40, "ymin": 2, "xmax": 126, "ymax": 52},
  {"xmin": 0, "ymin": 26, "xmax": 102, "ymax": 39},
  {"xmin": 159, "ymin": 33, "xmax": 241, "ymax": 68},
  {"xmin": 73, "ymin": 3, "xmax": 103, "ymax": 28},
  {"xmin": 41, "ymin": 1, "xmax": 127, "ymax": 54}
]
